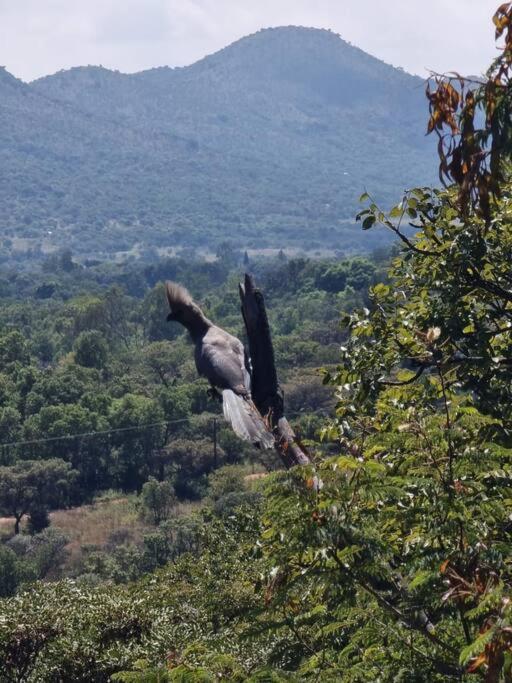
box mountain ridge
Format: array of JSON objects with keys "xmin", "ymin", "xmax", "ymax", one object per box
[
  {"xmin": 0, "ymin": 26, "xmax": 436, "ymax": 262},
  {"xmin": 26, "ymin": 27, "xmax": 418, "ymax": 83}
]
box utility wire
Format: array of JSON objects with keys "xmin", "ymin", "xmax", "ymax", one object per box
[
  {"xmin": 0, "ymin": 417, "xmax": 192, "ymax": 449},
  {"xmin": 0, "ymin": 410, "xmax": 322, "ymax": 450}
]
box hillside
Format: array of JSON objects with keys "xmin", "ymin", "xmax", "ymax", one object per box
[{"xmin": 0, "ymin": 27, "xmax": 436, "ymax": 261}]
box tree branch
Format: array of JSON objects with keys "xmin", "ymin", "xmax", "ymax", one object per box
[{"xmin": 239, "ymin": 274, "xmax": 310, "ymax": 468}]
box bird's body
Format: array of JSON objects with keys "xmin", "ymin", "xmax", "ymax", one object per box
[
  {"xmin": 194, "ymin": 326, "xmax": 250, "ymax": 396},
  {"xmin": 165, "ymin": 282, "xmax": 274, "ymax": 449}
]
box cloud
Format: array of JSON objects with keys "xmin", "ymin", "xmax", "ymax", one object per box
[{"xmin": 0, "ymin": 0, "xmax": 501, "ymax": 81}]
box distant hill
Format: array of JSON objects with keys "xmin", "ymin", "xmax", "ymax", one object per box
[{"xmin": 0, "ymin": 27, "xmax": 437, "ymax": 261}]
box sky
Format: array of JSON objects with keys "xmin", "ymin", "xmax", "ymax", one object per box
[{"xmin": 0, "ymin": 0, "xmax": 503, "ymax": 82}]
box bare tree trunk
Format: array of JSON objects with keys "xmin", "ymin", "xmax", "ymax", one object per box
[{"xmin": 239, "ymin": 274, "xmax": 310, "ymax": 468}]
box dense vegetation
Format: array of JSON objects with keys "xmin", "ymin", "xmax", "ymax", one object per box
[
  {"xmin": 0, "ymin": 27, "xmax": 435, "ymax": 263},
  {"xmin": 3, "ymin": 5, "xmax": 512, "ymax": 681},
  {"xmin": 0, "ymin": 248, "xmax": 380, "ymax": 596}
]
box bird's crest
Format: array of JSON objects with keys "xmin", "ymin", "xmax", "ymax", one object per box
[
  {"xmin": 165, "ymin": 281, "xmax": 193, "ymax": 313},
  {"xmin": 165, "ymin": 281, "xmax": 210, "ymax": 335}
]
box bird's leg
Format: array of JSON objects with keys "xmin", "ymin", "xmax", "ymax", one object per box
[{"xmin": 207, "ymin": 384, "xmax": 222, "ymax": 402}]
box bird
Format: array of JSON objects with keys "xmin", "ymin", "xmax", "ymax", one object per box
[{"xmin": 165, "ymin": 281, "xmax": 275, "ymax": 449}]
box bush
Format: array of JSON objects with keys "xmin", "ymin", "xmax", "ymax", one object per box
[
  {"xmin": 140, "ymin": 478, "xmax": 176, "ymax": 525},
  {"xmin": 27, "ymin": 505, "xmax": 50, "ymax": 535},
  {"xmin": 208, "ymin": 465, "xmax": 246, "ymax": 502},
  {"xmin": 0, "ymin": 545, "xmax": 18, "ymax": 597},
  {"xmin": 212, "ymin": 490, "xmax": 261, "ymax": 518}
]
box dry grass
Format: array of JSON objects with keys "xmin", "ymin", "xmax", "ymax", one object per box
[
  {"xmin": 0, "ymin": 503, "xmax": 137, "ymax": 541},
  {"xmin": 50, "ymin": 497, "xmax": 142, "ymax": 569},
  {"xmin": 51, "ymin": 497, "xmax": 142, "ymax": 547},
  {"xmin": 0, "ymin": 493, "xmax": 200, "ymax": 576},
  {"xmin": 0, "ymin": 517, "xmax": 17, "ymax": 539},
  {"xmin": 55, "ymin": 496, "xmax": 201, "ymax": 574},
  {"xmin": 48, "ymin": 496, "xmax": 143, "ymax": 574},
  {"xmin": 244, "ymin": 472, "xmax": 269, "ymax": 482}
]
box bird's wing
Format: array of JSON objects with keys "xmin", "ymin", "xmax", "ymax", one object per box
[{"xmin": 196, "ymin": 327, "xmax": 249, "ymax": 394}]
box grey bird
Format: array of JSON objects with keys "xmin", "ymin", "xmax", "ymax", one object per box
[{"xmin": 165, "ymin": 282, "xmax": 274, "ymax": 449}]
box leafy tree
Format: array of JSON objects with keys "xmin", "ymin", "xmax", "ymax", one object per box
[
  {"xmin": 110, "ymin": 394, "xmax": 166, "ymax": 490},
  {"xmin": 25, "ymin": 528, "xmax": 69, "ymax": 580},
  {"xmin": 0, "ymin": 406, "xmax": 21, "ymax": 444},
  {"xmin": 315, "ymin": 262, "xmax": 347, "ymax": 292},
  {"xmin": 0, "ymin": 373, "xmax": 17, "ymax": 409},
  {"xmin": 258, "ymin": 10, "xmax": 512, "ymax": 679},
  {"xmin": 59, "ymin": 249, "xmax": 75, "ymax": 273},
  {"xmin": 157, "ymin": 384, "xmax": 192, "ymax": 424},
  {"xmin": 217, "ymin": 427, "xmax": 253, "ymax": 464},
  {"xmin": 0, "ymin": 459, "xmax": 76, "ymax": 534},
  {"xmin": 23, "ymin": 403, "xmax": 108, "ymax": 494},
  {"xmin": 142, "ymin": 341, "xmax": 188, "ymax": 387},
  {"xmin": 0, "ymin": 330, "xmax": 30, "ymax": 366},
  {"xmin": 169, "ymin": 439, "xmax": 221, "ymax": 500},
  {"xmin": 344, "ymin": 257, "xmax": 375, "ymax": 290},
  {"xmin": 24, "ymin": 364, "xmax": 100, "ymax": 413},
  {"xmin": 208, "ymin": 465, "xmax": 260, "ymax": 518},
  {"xmin": 73, "ymin": 330, "xmax": 109, "ymax": 369},
  {"xmin": 0, "ymin": 509, "xmax": 264, "ymax": 681},
  {"xmin": 67, "ymin": 288, "xmax": 134, "ymax": 348},
  {"xmin": 31, "ymin": 331, "xmax": 55, "ymax": 363},
  {"xmin": 140, "ymin": 477, "xmax": 176, "ymax": 525}
]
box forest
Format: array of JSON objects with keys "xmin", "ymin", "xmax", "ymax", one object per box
[
  {"xmin": 1, "ymin": 3, "xmax": 512, "ymax": 682},
  {"xmin": 0, "ymin": 248, "xmax": 382, "ymax": 597},
  {"xmin": 0, "ymin": 26, "xmax": 435, "ymax": 263}
]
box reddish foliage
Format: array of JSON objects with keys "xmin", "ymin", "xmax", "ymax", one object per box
[{"xmin": 427, "ymin": 2, "xmax": 512, "ymax": 224}]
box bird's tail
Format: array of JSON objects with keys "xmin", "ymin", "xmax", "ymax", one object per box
[{"xmin": 222, "ymin": 390, "xmax": 274, "ymax": 449}]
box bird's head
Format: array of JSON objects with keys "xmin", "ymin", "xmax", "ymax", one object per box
[{"xmin": 165, "ymin": 281, "xmax": 207, "ymax": 331}]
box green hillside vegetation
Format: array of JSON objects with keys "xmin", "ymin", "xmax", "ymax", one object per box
[
  {"xmin": 3, "ymin": 6, "xmax": 512, "ymax": 681},
  {"xmin": 0, "ymin": 27, "xmax": 435, "ymax": 263},
  {"xmin": 0, "ymin": 247, "xmax": 381, "ymax": 597}
]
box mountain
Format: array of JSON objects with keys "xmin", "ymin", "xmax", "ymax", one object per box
[{"xmin": 0, "ymin": 28, "xmax": 437, "ymax": 261}]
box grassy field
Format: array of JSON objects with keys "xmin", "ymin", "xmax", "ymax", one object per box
[{"xmin": 0, "ymin": 493, "xmax": 200, "ymax": 578}]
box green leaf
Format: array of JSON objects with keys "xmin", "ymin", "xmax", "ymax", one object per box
[
  {"xmin": 362, "ymin": 215, "xmax": 376, "ymax": 230},
  {"xmin": 409, "ymin": 570, "xmax": 433, "ymax": 590}
]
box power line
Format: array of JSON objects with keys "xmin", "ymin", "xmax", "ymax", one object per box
[
  {"xmin": 0, "ymin": 417, "xmax": 192, "ymax": 449},
  {"xmin": 0, "ymin": 410, "xmax": 320, "ymax": 450}
]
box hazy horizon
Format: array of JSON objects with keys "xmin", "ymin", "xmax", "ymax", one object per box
[{"xmin": 0, "ymin": 0, "xmax": 502, "ymax": 82}]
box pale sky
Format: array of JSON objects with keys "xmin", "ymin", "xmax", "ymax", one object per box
[{"xmin": 0, "ymin": 0, "xmax": 502, "ymax": 82}]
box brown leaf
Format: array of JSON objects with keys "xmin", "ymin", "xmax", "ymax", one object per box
[{"xmin": 466, "ymin": 652, "xmax": 487, "ymax": 673}]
